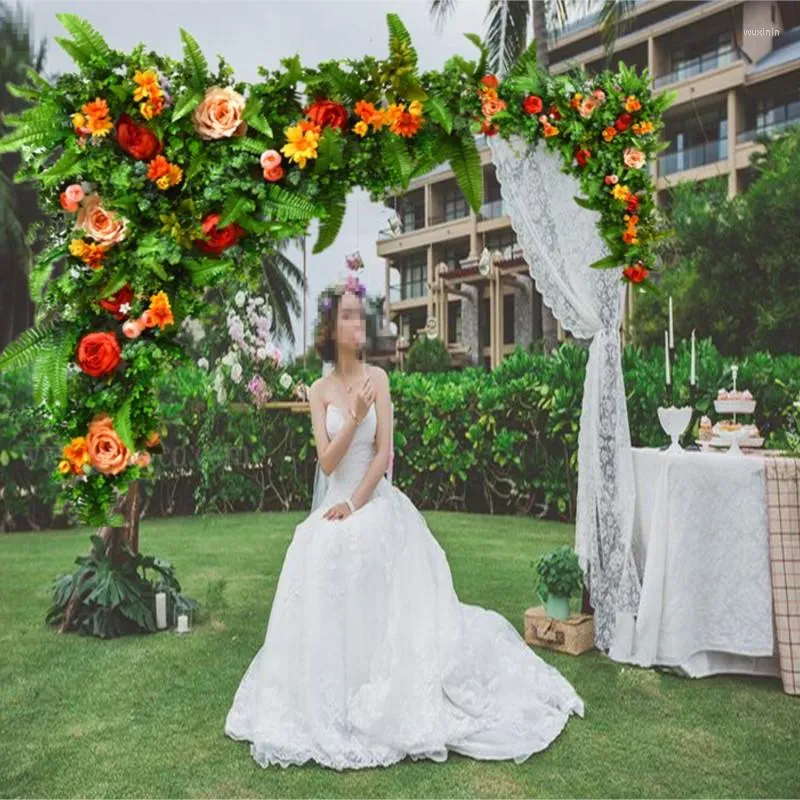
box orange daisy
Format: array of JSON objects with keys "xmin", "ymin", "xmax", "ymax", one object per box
[{"xmin": 148, "ymin": 291, "xmax": 175, "ymax": 330}]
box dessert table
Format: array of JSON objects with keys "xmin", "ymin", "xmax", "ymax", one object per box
[{"xmin": 609, "ymin": 446, "xmax": 782, "ymax": 681}]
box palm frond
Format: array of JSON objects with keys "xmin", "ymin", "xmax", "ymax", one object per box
[
  {"xmin": 484, "ymin": 0, "xmax": 529, "ymax": 77},
  {"xmin": 261, "ymin": 250, "xmax": 303, "ymax": 345}
]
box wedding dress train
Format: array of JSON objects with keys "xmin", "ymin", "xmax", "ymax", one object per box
[{"xmin": 224, "ymin": 403, "xmax": 585, "ymax": 770}]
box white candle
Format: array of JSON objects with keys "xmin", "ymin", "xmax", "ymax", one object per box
[
  {"xmin": 155, "ymin": 591, "xmax": 167, "ymax": 629},
  {"xmin": 665, "ymin": 330, "xmax": 671, "ymax": 385},
  {"xmin": 177, "ymin": 613, "xmax": 189, "ymax": 633},
  {"xmin": 690, "ymin": 330, "xmax": 696, "ymax": 386},
  {"xmin": 668, "ymin": 296, "xmax": 675, "ymax": 349}
]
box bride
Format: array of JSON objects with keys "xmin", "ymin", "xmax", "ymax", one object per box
[{"xmin": 224, "ymin": 275, "xmax": 585, "ymax": 771}]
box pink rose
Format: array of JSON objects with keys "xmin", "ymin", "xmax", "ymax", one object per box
[
  {"xmin": 64, "ymin": 184, "xmax": 85, "ymax": 205},
  {"xmin": 578, "ymin": 96, "xmax": 599, "ymax": 118},
  {"xmin": 623, "ymin": 147, "xmax": 646, "ymax": 169},
  {"xmin": 260, "ymin": 149, "xmax": 282, "ymax": 170},
  {"xmin": 75, "ymin": 194, "xmax": 129, "ymax": 245},
  {"xmin": 593, "ymin": 89, "xmax": 606, "ymax": 103},
  {"xmin": 192, "ymin": 86, "xmax": 248, "ymax": 140}
]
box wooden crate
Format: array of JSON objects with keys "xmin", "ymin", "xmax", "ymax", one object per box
[{"xmin": 523, "ymin": 606, "xmax": 595, "ymax": 656}]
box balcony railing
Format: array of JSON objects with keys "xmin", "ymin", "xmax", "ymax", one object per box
[
  {"xmin": 654, "ymin": 48, "xmax": 741, "ymax": 88},
  {"xmin": 737, "ymin": 115, "xmax": 800, "ymax": 144},
  {"xmin": 389, "ymin": 282, "xmax": 427, "ymax": 303},
  {"xmin": 658, "ymin": 139, "xmax": 727, "ymax": 175},
  {"xmin": 477, "ymin": 199, "xmax": 505, "ymax": 220},
  {"xmin": 428, "ymin": 210, "xmax": 470, "ymax": 226}
]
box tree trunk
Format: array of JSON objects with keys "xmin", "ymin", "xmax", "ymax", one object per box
[{"xmin": 57, "ymin": 481, "xmax": 142, "ymax": 633}]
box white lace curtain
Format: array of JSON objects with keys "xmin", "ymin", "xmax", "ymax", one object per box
[{"xmin": 488, "ymin": 134, "xmax": 641, "ymax": 652}]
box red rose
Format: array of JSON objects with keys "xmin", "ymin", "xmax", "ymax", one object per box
[
  {"xmin": 480, "ymin": 120, "xmax": 499, "ymax": 136},
  {"xmin": 615, "ymin": 113, "xmax": 633, "ymax": 131},
  {"xmin": 305, "ymin": 99, "xmax": 348, "ymax": 131},
  {"xmin": 115, "ymin": 113, "xmax": 162, "ymax": 161},
  {"xmin": 626, "ymin": 194, "xmax": 640, "ymax": 212},
  {"xmin": 194, "ymin": 212, "xmax": 246, "ymax": 256},
  {"xmin": 76, "ymin": 332, "xmax": 121, "ymax": 378},
  {"xmin": 99, "ymin": 284, "xmax": 134, "ymax": 320},
  {"xmin": 575, "ymin": 147, "xmax": 591, "ymax": 167},
  {"xmin": 548, "ymin": 104, "xmax": 562, "ymax": 121},
  {"xmin": 481, "ymin": 74, "xmax": 499, "ymax": 89},
  {"xmin": 623, "ymin": 262, "xmax": 648, "ymax": 284},
  {"xmin": 522, "ymin": 95, "xmax": 543, "ymax": 115}
]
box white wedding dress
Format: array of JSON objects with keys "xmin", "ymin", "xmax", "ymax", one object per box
[{"xmin": 224, "ymin": 403, "xmax": 585, "ymax": 770}]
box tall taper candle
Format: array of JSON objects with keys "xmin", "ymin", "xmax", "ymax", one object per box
[
  {"xmin": 690, "ymin": 329, "xmax": 696, "ymax": 385},
  {"xmin": 668, "ymin": 296, "xmax": 675, "ymax": 349},
  {"xmin": 155, "ymin": 591, "xmax": 167, "ymax": 629},
  {"xmin": 665, "ymin": 330, "xmax": 671, "ymax": 385}
]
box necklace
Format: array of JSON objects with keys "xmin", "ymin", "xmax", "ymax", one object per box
[{"xmin": 335, "ymin": 364, "xmax": 365, "ymax": 394}]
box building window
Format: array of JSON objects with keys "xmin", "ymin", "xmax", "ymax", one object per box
[
  {"xmin": 660, "ymin": 103, "xmax": 728, "ymax": 175},
  {"xmin": 503, "ymin": 294, "xmax": 515, "ymax": 345},
  {"xmin": 443, "ymin": 185, "xmax": 468, "ymax": 221},
  {"xmin": 399, "ymin": 252, "xmax": 427, "ymax": 300},
  {"xmin": 664, "ymin": 31, "xmax": 736, "ymax": 85},
  {"xmin": 447, "ymin": 300, "xmax": 462, "ymax": 344},
  {"xmin": 399, "ymin": 198, "xmax": 424, "ymax": 232},
  {"xmin": 441, "ymin": 241, "xmax": 469, "ymax": 270},
  {"xmin": 484, "ymin": 229, "xmax": 517, "ymax": 256}
]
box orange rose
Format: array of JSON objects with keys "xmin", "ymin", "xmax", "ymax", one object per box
[
  {"xmin": 623, "ymin": 147, "xmax": 646, "ymax": 169},
  {"xmin": 76, "ymin": 332, "xmax": 121, "ymax": 378},
  {"xmin": 145, "ymin": 430, "xmax": 160, "ymax": 448},
  {"xmin": 578, "ymin": 96, "xmax": 599, "ymax": 118},
  {"xmin": 263, "ymin": 164, "xmax": 285, "ymax": 182},
  {"xmin": 192, "ymin": 86, "xmax": 248, "ymax": 140},
  {"xmin": 75, "ymin": 194, "xmax": 128, "ymax": 246},
  {"xmin": 481, "ymin": 96, "xmax": 507, "ymax": 118},
  {"xmin": 86, "ymin": 413, "xmax": 129, "ymax": 476}
]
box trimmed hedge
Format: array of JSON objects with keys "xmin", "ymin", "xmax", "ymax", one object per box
[{"xmin": 2, "ymin": 340, "xmax": 798, "ymax": 531}]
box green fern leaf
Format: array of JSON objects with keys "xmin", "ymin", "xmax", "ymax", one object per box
[
  {"xmin": 171, "ymin": 88, "xmax": 203, "ymax": 123},
  {"xmin": 423, "ymin": 97, "xmax": 453, "ymax": 135},
  {"xmin": 55, "ymin": 13, "xmax": 112, "ymax": 61},
  {"xmin": 179, "ymin": 28, "xmax": 209, "ymax": 91},
  {"xmin": 217, "ymin": 196, "xmax": 256, "ymax": 228},
  {"xmin": 313, "ymin": 195, "xmax": 347, "ymax": 254},
  {"xmin": 382, "ymin": 135, "xmax": 414, "ymax": 188},
  {"xmin": 387, "ymin": 13, "xmax": 417, "ymax": 68},
  {"xmin": 29, "ymin": 244, "xmax": 69, "ymax": 301},
  {"xmin": 0, "ymin": 324, "xmax": 57, "ymax": 374},
  {"xmin": 184, "ymin": 257, "xmax": 234, "ymax": 287},
  {"xmin": 50, "ymin": 333, "xmax": 77, "ymax": 411},
  {"xmin": 444, "ymin": 134, "xmax": 483, "ymax": 213},
  {"xmin": 261, "ymin": 185, "xmax": 319, "ymax": 222},
  {"xmin": 315, "ymin": 128, "xmax": 344, "ymax": 173},
  {"xmin": 0, "ymin": 121, "xmax": 66, "ymax": 154},
  {"xmin": 54, "ymin": 36, "xmax": 94, "ymax": 70},
  {"xmin": 40, "ymin": 149, "xmax": 83, "ymax": 187},
  {"xmin": 463, "ymin": 32, "xmax": 488, "ymax": 78}
]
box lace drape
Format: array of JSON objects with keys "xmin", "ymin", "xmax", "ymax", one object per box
[{"xmin": 488, "ymin": 133, "xmax": 641, "ymax": 652}]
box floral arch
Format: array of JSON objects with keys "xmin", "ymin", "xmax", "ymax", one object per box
[{"xmin": 0, "ymin": 12, "xmax": 673, "ymax": 637}]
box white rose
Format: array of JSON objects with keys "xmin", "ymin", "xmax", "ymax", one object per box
[
  {"xmin": 235, "ymin": 291, "xmax": 246, "ymax": 307},
  {"xmin": 197, "ymin": 357, "xmax": 209, "ymax": 370},
  {"xmin": 279, "ymin": 372, "xmax": 293, "ymax": 390},
  {"xmin": 231, "ymin": 363, "xmax": 243, "ymax": 384},
  {"xmin": 256, "ymin": 347, "xmax": 268, "ymax": 361}
]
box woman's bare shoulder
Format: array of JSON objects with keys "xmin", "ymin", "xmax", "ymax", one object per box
[
  {"xmin": 308, "ymin": 375, "xmax": 331, "ymax": 404},
  {"xmin": 366, "ymin": 364, "xmax": 390, "ymax": 388}
]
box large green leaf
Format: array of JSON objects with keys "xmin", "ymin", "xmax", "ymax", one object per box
[
  {"xmin": 179, "ymin": 28, "xmax": 208, "ymax": 91},
  {"xmin": 387, "ymin": 13, "xmax": 417, "ymax": 67},
  {"xmin": 39, "ymin": 149, "xmax": 83, "ymax": 187},
  {"xmin": 55, "ymin": 13, "xmax": 112, "ymax": 62},
  {"xmin": 423, "ymin": 97, "xmax": 452, "ymax": 135},
  {"xmin": 261, "ymin": 185, "xmax": 319, "ymax": 222},
  {"xmin": 444, "ymin": 134, "xmax": 483, "ymax": 213},
  {"xmin": 113, "ymin": 398, "xmax": 135, "ymax": 453},
  {"xmin": 313, "ymin": 195, "xmax": 347, "ymax": 254},
  {"xmin": 184, "ymin": 257, "xmax": 234, "ymax": 287},
  {"xmin": 381, "ymin": 135, "xmax": 414, "ymax": 188},
  {"xmin": 315, "ymin": 127, "xmax": 345, "ymax": 173}
]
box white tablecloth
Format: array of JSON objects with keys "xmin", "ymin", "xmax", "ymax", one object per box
[{"xmin": 609, "ymin": 447, "xmax": 779, "ymax": 679}]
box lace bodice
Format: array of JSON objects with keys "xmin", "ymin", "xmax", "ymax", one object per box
[{"xmin": 324, "ymin": 403, "xmax": 378, "ymax": 499}]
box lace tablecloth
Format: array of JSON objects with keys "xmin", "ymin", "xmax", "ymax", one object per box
[{"xmin": 609, "ymin": 447, "xmax": 780, "ymax": 680}]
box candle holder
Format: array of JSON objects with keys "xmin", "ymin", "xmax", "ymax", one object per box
[
  {"xmin": 173, "ymin": 604, "xmax": 193, "ymax": 635},
  {"xmin": 658, "ymin": 405, "xmax": 693, "ymax": 454}
]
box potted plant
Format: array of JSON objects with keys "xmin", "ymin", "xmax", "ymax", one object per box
[{"xmin": 534, "ymin": 545, "xmax": 585, "ymax": 621}]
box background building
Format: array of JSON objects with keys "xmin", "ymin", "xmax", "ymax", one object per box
[{"xmin": 376, "ymin": 0, "xmax": 800, "ymax": 368}]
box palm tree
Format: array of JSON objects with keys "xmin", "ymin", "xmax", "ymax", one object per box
[
  {"xmin": 0, "ymin": 1, "xmax": 47, "ymax": 353},
  {"xmin": 261, "ymin": 236, "xmax": 304, "ymax": 346},
  {"xmin": 431, "ymin": 0, "xmax": 635, "ymax": 350}
]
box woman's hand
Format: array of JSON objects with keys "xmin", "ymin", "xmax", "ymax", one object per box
[
  {"xmin": 323, "ymin": 502, "xmax": 352, "ymax": 521},
  {"xmin": 350, "ymin": 374, "xmax": 375, "ymax": 423}
]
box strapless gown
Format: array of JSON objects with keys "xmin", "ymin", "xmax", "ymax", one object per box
[{"xmin": 224, "ymin": 403, "xmax": 584, "ymax": 770}]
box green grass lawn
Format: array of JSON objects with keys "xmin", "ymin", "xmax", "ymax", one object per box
[{"xmin": 1, "ymin": 511, "xmax": 798, "ymax": 799}]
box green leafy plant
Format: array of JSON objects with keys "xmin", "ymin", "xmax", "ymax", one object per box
[
  {"xmin": 534, "ymin": 545, "xmax": 584, "ymax": 602},
  {"xmin": 45, "ymin": 533, "xmax": 198, "ymax": 639},
  {"xmin": 405, "ymin": 334, "xmax": 452, "ymax": 374}
]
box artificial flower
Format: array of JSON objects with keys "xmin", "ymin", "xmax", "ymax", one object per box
[
  {"xmin": 147, "ymin": 291, "xmax": 175, "ymax": 330},
  {"xmin": 280, "ymin": 122, "xmax": 320, "ymax": 168},
  {"xmin": 623, "ymin": 260, "xmax": 648, "ymax": 283},
  {"xmin": 615, "ymin": 113, "xmax": 633, "ymax": 131},
  {"xmin": 99, "ymin": 284, "xmax": 134, "ymax": 320},
  {"xmin": 305, "ymin": 98, "xmax": 348, "ymax": 131},
  {"xmin": 62, "ymin": 436, "xmax": 90, "ymax": 475},
  {"xmin": 353, "ymin": 120, "xmax": 369, "ymax": 137},
  {"xmin": 194, "ymin": 212, "xmax": 246, "ymax": 255},
  {"xmin": 76, "ymin": 331, "xmax": 121, "ymax": 377},
  {"xmin": 60, "ymin": 184, "xmax": 85, "ymax": 212},
  {"xmin": 578, "ymin": 96, "xmax": 599, "ymax": 118},
  {"xmin": 625, "ymin": 95, "xmax": 642, "ymax": 112},
  {"xmin": 575, "ymin": 148, "xmax": 591, "ymax": 167},
  {"xmin": 86, "ymin": 413, "xmax": 129, "ymax": 476},
  {"xmin": 602, "ymin": 126, "xmax": 618, "ymax": 142},
  {"xmin": 192, "ymin": 86, "xmax": 248, "ymax": 140},
  {"xmin": 75, "ymin": 194, "xmax": 129, "ymax": 245},
  {"xmin": 623, "ymin": 147, "xmax": 646, "ymax": 169},
  {"xmin": 115, "ymin": 113, "xmax": 163, "ymax": 161},
  {"xmin": 260, "ymin": 149, "xmax": 282, "ymax": 170},
  {"xmin": 522, "ymin": 95, "xmax": 543, "ymax": 115},
  {"xmin": 263, "ymin": 164, "xmax": 285, "ymax": 182}
]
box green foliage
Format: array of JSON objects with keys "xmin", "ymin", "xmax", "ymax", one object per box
[
  {"xmin": 405, "ymin": 335, "xmax": 452, "ymax": 374},
  {"xmin": 45, "ymin": 533, "xmax": 198, "ymax": 639},
  {"xmin": 534, "ymin": 545, "xmax": 584, "ymax": 601},
  {"xmin": 635, "ymin": 125, "xmax": 800, "ymax": 355}
]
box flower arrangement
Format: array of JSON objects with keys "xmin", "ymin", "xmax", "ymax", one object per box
[
  {"xmin": 209, "ymin": 289, "xmax": 300, "ymax": 408},
  {"xmin": 0, "ymin": 13, "xmax": 671, "ymax": 527}
]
